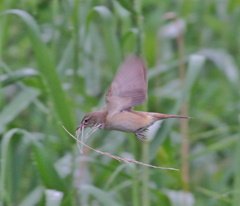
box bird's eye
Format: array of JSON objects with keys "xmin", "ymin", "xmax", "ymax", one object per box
[{"xmin": 84, "ymin": 119, "xmax": 88, "ymax": 123}]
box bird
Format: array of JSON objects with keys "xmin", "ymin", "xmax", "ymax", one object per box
[{"xmin": 76, "ymin": 55, "xmax": 189, "ymax": 141}]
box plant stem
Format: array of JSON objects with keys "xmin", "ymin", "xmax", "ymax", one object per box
[
  {"xmin": 175, "ymin": 16, "xmax": 190, "ymax": 191},
  {"xmin": 51, "ymin": 0, "xmax": 59, "ymax": 54},
  {"xmin": 141, "ymin": 141, "xmax": 150, "ymax": 206},
  {"xmin": 233, "ymin": 115, "xmax": 240, "ymax": 206},
  {"xmin": 72, "ymin": 0, "xmax": 80, "ymax": 89},
  {"xmin": 133, "ymin": 0, "xmax": 150, "ymax": 205},
  {"xmin": 133, "ymin": 0, "xmax": 143, "ymax": 55},
  {"xmin": 130, "ymin": 137, "xmax": 140, "ymax": 206}
]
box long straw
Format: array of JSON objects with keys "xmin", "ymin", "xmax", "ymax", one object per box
[{"xmin": 63, "ymin": 126, "xmax": 179, "ymax": 171}]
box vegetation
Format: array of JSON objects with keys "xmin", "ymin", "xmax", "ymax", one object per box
[{"xmin": 1, "ymin": 0, "xmax": 240, "ymax": 205}]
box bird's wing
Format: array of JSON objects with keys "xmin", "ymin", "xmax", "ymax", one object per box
[{"xmin": 106, "ymin": 55, "xmax": 148, "ymax": 115}]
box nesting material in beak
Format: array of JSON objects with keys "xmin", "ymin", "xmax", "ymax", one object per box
[
  {"xmin": 75, "ymin": 124, "xmax": 84, "ymax": 133},
  {"xmin": 75, "ymin": 124, "xmax": 99, "ymax": 154}
]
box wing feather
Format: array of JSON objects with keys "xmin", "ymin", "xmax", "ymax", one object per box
[{"xmin": 106, "ymin": 55, "xmax": 147, "ymax": 115}]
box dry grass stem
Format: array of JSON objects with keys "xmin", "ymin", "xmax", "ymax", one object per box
[{"xmin": 62, "ymin": 126, "xmax": 179, "ymax": 171}]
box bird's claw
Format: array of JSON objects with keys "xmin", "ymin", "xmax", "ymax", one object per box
[{"xmin": 134, "ymin": 127, "xmax": 148, "ymax": 141}]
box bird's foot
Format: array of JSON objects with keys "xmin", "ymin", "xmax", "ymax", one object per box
[{"xmin": 134, "ymin": 128, "xmax": 148, "ymax": 141}]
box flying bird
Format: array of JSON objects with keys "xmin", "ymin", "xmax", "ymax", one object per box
[{"xmin": 77, "ymin": 55, "xmax": 189, "ymax": 140}]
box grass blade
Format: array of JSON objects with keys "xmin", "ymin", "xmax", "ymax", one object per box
[
  {"xmin": 81, "ymin": 185, "xmax": 121, "ymax": 206},
  {"xmin": 4, "ymin": 10, "xmax": 75, "ymax": 136},
  {"xmin": 149, "ymin": 55, "xmax": 206, "ymax": 160},
  {"xmin": 0, "ymin": 87, "xmax": 40, "ymax": 129},
  {"xmin": 0, "ymin": 68, "xmax": 38, "ymax": 87}
]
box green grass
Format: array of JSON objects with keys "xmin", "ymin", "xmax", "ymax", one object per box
[{"xmin": 1, "ymin": 0, "xmax": 240, "ymax": 205}]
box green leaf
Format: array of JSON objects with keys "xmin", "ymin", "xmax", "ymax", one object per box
[
  {"xmin": 197, "ymin": 187, "xmax": 231, "ymax": 204},
  {"xmin": 188, "ymin": 135, "xmax": 238, "ymax": 160},
  {"xmin": 0, "ymin": 87, "xmax": 40, "ymax": 130},
  {"xmin": 0, "ymin": 68, "xmax": 39, "ymax": 87},
  {"xmin": 0, "ymin": 129, "xmax": 34, "ymax": 205},
  {"xmin": 199, "ymin": 49, "xmax": 239, "ymax": 85},
  {"xmin": 4, "ymin": 10, "xmax": 75, "ymax": 135},
  {"xmin": 57, "ymin": 41, "xmax": 74, "ymax": 75},
  {"xmin": 0, "ymin": 128, "xmax": 70, "ymax": 205},
  {"xmin": 149, "ymin": 55, "xmax": 206, "ymax": 160},
  {"xmin": 85, "ymin": 6, "xmax": 121, "ymax": 68},
  {"xmin": 86, "ymin": 6, "xmax": 112, "ymax": 26},
  {"xmin": 19, "ymin": 187, "xmax": 43, "ymax": 206},
  {"xmin": 82, "ymin": 185, "xmax": 121, "ymax": 206},
  {"xmin": 32, "ymin": 141, "xmax": 67, "ymax": 192},
  {"xmin": 113, "ymin": 0, "xmax": 136, "ymax": 14}
]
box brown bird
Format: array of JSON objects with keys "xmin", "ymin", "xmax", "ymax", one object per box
[{"xmin": 77, "ymin": 55, "xmax": 189, "ymax": 140}]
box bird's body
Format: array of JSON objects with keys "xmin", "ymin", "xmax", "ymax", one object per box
[
  {"xmin": 77, "ymin": 55, "xmax": 189, "ymax": 140},
  {"xmin": 106, "ymin": 110, "xmax": 153, "ymax": 132}
]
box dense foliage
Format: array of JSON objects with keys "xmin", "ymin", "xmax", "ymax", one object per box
[{"xmin": 1, "ymin": 0, "xmax": 240, "ymax": 205}]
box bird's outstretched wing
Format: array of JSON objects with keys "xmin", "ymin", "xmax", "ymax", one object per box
[{"xmin": 106, "ymin": 55, "xmax": 147, "ymax": 115}]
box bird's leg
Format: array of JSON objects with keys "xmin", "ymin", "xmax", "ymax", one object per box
[{"xmin": 134, "ymin": 127, "xmax": 148, "ymax": 141}]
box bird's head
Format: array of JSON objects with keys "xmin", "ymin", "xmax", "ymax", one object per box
[{"xmin": 76, "ymin": 111, "xmax": 106, "ymax": 131}]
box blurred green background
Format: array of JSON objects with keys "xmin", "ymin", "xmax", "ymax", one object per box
[{"xmin": 1, "ymin": 0, "xmax": 240, "ymax": 206}]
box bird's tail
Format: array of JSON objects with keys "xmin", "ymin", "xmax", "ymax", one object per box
[{"xmin": 151, "ymin": 113, "xmax": 190, "ymax": 120}]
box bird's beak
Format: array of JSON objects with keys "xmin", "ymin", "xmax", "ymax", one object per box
[{"xmin": 75, "ymin": 124, "xmax": 84, "ymax": 133}]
